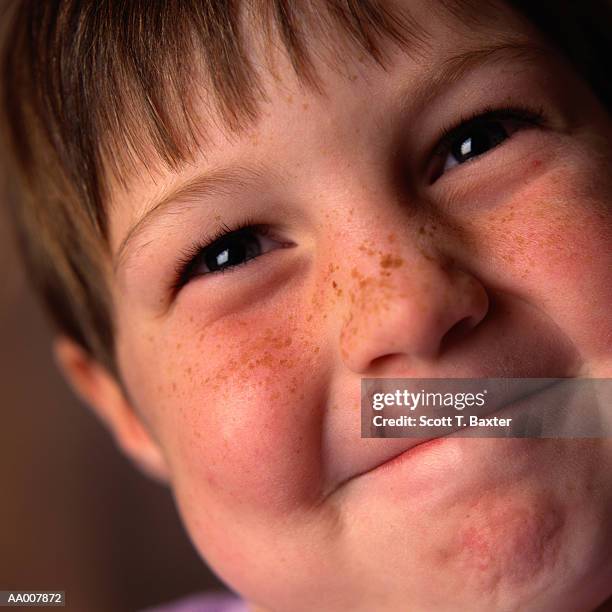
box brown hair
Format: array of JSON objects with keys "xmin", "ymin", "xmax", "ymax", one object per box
[{"xmin": 1, "ymin": 0, "xmax": 611, "ymax": 379}]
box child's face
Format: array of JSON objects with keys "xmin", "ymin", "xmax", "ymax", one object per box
[{"xmin": 106, "ymin": 1, "xmax": 612, "ymax": 609}]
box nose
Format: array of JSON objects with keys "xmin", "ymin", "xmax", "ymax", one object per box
[{"xmin": 339, "ymin": 247, "xmax": 489, "ymax": 373}]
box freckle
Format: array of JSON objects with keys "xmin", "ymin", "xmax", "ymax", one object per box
[
  {"xmin": 332, "ymin": 280, "xmax": 338, "ymax": 288},
  {"xmin": 176, "ymin": 342, "xmax": 182, "ymax": 349},
  {"xmin": 380, "ymin": 254, "xmax": 403, "ymax": 269},
  {"xmin": 313, "ymin": 346, "xmax": 320, "ymax": 353},
  {"xmin": 306, "ymin": 314, "xmax": 313, "ymax": 322},
  {"xmin": 302, "ymin": 103, "xmax": 309, "ymax": 110},
  {"xmin": 287, "ymin": 95, "xmax": 293, "ymax": 103},
  {"xmin": 172, "ymin": 382, "xmax": 177, "ymax": 391}
]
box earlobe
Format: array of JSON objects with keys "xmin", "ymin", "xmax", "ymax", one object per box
[{"xmin": 52, "ymin": 335, "xmax": 171, "ymax": 484}]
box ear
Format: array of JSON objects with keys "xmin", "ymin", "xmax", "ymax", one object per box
[{"xmin": 53, "ymin": 335, "xmax": 170, "ymax": 484}]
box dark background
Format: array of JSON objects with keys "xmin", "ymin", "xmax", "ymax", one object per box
[{"xmin": 0, "ymin": 198, "xmax": 224, "ymax": 610}]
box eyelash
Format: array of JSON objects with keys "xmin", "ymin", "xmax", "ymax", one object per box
[
  {"xmin": 171, "ymin": 217, "xmax": 261, "ymax": 293},
  {"xmin": 170, "ymin": 104, "xmax": 547, "ymax": 293},
  {"xmin": 431, "ymin": 104, "xmax": 546, "ymax": 181}
]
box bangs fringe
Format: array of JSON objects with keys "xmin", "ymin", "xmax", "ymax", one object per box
[{"xmin": 3, "ymin": 0, "xmax": 423, "ymax": 235}]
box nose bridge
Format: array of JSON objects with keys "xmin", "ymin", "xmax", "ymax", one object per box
[{"xmin": 333, "ymin": 215, "xmax": 489, "ymax": 371}]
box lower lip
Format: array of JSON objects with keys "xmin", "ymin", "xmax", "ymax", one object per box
[{"xmin": 374, "ymin": 436, "xmax": 452, "ymax": 473}]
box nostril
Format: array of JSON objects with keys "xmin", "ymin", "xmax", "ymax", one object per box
[{"xmin": 439, "ymin": 316, "xmax": 476, "ymax": 353}]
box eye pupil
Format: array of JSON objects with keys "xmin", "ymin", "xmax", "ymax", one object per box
[
  {"xmin": 205, "ymin": 230, "xmax": 261, "ymax": 272},
  {"xmin": 451, "ymin": 121, "xmax": 508, "ymax": 164}
]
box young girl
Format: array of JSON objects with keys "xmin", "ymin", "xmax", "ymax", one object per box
[{"xmin": 2, "ymin": 1, "xmax": 611, "ymax": 610}]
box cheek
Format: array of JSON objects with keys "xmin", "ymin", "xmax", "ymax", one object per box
[
  {"xmin": 115, "ymin": 291, "xmax": 342, "ymax": 599},
  {"xmin": 137, "ymin": 298, "xmax": 331, "ymax": 513},
  {"xmin": 470, "ymin": 160, "xmax": 612, "ymax": 363}
]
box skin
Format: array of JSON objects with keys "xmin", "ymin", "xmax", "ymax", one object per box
[{"xmin": 56, "ymin": 1, "xmax": 612, "ymax": 610}]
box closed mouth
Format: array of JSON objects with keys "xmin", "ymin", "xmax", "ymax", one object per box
[{"xmin": 328, "ymin": 377, "xmax": 572, "ymax": 500}]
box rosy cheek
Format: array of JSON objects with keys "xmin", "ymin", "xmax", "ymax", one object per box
[
  {"xmin": 455, "ymin": 156, "xmax": 612, "ymax": 349},
  {"xmin": 147, "ymin": 301, "xmax": 329, "ymax": 512}
]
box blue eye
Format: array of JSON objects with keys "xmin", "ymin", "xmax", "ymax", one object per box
[
  {"xmin": 434, "ymin": 106, "xmax": 545, "ymax": 180},
  {"xmin": 173, "ymin": 224, "xmax": 284, "ymax": 290}
]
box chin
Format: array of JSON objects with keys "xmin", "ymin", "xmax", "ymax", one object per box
[{"xmin": 332, "ymin": 437, "xmax": 612, "ymax": 612}]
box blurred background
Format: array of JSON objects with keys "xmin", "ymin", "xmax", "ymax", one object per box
[{"xmin": 0, "ymin": 193, "xmax": 224, "ymax": 610}]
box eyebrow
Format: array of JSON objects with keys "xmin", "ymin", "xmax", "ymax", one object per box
[
  {"xmin": 113, "ymin": 38, "xmax": 546, "ymax": 276},
  {"xmin": 113, "ymin": 164, "xmax": 267, "ymax": 274},
  {"xmin": 403, "ymin": 38, "xmax": 547, "ymax": 115}
]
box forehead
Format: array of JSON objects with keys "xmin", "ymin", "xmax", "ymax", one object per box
[{"xmin": 107, "ymin": 0, "xmax": 541, "ymax": 267}]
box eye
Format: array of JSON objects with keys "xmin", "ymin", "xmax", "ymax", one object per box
[
  {"xmin": 444, "ymin": 120, "xmax": 509, "ymax": 170},
  {"xmin": 432, "ymin": 106, "xmax": 545, "ymax": 181},
  {"xmin": 201, "ymin": 227, "xmax": 262, "ymax": 273},
  {"xmin": 173, "ymin": 224, "xmax": 286, "ymax": 289}
]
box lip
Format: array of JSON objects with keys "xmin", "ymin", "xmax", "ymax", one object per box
[
  {"xmin": 369, "ymin": 434, "xmax": 454, "ymax": 474},
  {"xmin": 336, "ymin": 377, "xmax": 570, "ymax": 494}
]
